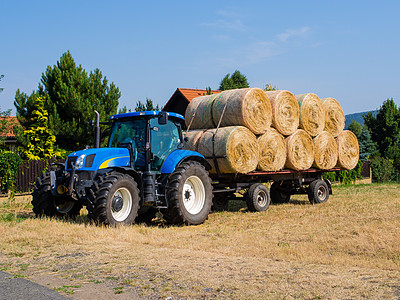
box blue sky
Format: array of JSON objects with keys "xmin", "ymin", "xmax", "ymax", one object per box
[{"xmin": 1, "ymin": 0, "xmax": 400, "ymax": 115}]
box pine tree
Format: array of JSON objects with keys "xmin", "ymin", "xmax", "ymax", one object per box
[{"xmin": 15, "ymin": 51, "xmax": 121, "ymax": 151}]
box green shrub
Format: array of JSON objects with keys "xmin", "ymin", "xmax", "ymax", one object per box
[
  {"xmin": 370, "ymin": 156, "xmax": 396, "ymax": 182},
  {"xmin": 0, "ymin": 150, "xmax": 22, "ymax": 193},
  {"xmin": 323, "ymin": 160, "xmax": 363, "ymax": 184}
]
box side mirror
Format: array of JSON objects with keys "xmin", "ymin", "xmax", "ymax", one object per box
[{"xmin": 158, "ymin": 111, "xmax": 168, "ymax": 125}]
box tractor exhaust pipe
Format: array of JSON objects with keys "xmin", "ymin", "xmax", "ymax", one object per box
[{"xmin": 94, "ymin": 110, "xmax": 101, "ymax": 148}]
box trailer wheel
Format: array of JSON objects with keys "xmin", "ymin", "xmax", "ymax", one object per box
[
  {"xmin": 212, "ymin": 193, "xmax": 230, "ymax": 212},
  {"xmin": 89, "ymin": 171, "xmax": 139, "ymax": 225},
  {"xmin": 246, "ymin": 183, "xmax": 270, "ymax": 212},
  {"xmin": 308, "ymin": 179, "xmax": 329, "ymax": 204},
  {"xmin": 270, "ymin": 182, "xmax": 291, "ymax": 204},
  {"xmin": 163, "ymin": 161, "xmax": 213, "ymax": 225},
  {"xmin": 32, "ymin": 172, "xmax": 82, "ymax": 219}
]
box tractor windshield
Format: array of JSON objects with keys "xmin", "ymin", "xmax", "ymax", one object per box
[{"xmin": 108, "ymin": 119, "xmax": 147, "ymax": 168}]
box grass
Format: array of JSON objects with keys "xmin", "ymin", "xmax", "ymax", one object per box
[{"xmin": 0, "ymin": 183, "xmax": 399, "ymax": 299}]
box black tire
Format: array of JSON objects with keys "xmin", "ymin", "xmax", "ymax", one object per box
[
  {"xmin": 31, "ymin": 172, "xmax": 82, "ymax": 219},
  {"xmin": 88, "ymin": 171, "xmax": 140, "ymax": 225},
  {"xmin": 308, "ymin": 179, "xmax": 329, "ymax": 204},
  {"xmin": 245, "ymin": 183, "xmax": 270, "ymax": 212},
  {"xmin": 212, "ymin": 193, "xmax": 230, "ymax": 212},
  {"xmin": 163, "ymin": 161, "xmax": 213, "ymax": 225},
  {"xmin": 270, "ymin": 182, "xmax": 291, "ymax": 204}
]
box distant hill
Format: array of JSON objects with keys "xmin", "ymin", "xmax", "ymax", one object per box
[{"xmin": 344, "ymin": 110, "xmax": 377, "ymax": 129}]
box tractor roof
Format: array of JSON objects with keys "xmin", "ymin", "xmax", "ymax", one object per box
[{"xmin": 110, "ymin": 111, "xmax": 185, "ymax": 121}]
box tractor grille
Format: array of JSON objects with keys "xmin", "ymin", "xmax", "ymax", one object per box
[
  {"xmin": 66, "ymin": 156, "xmax": 77, "ymax": 169},
  {"xmin": 85, "ymin": 154, "xmax": 96, "ymax": 168}
]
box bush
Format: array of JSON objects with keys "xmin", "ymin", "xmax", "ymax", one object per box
[
  {"xmin": 370, "ymin": 156, "xmax": 396, "ymax": 182},
  {"xmin": 323, "ymin": 160, "xmax": 363, "ymax": 184},
  {"xmin": 0, "ymin": 150, "xmax": 22, "ymax": 193}
]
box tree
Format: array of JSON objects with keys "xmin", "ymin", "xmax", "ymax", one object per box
[
  {"xmin": 219, "ymin": 70, "xmax": 249, "ymax": 90},
  {"xmin": 358, "ymin": 125, "xmax": 378, "ymax": 161},
  {"xmin": 348, "ymin": 120, "xmax": 363, "ymax": 138},
  {"xmin": 14, "ymin": 51, "xmax": 121, "ymax": 151},
  {"xmin": 134, "ymin": 98, "xmax": 160, "ymax": 112},
  {"xmin": 363, "ymin": 98, "xmax": 400, "ymax": 169},
  {"xmin": 264, "ymin": 83, "xmax": 277, "ymax": 91},
  {"xmin": 21, "ymin": 96, "xmax": 63, "ymax": 160},
  {"xmin": 0, "ymin": 107, "xmax": 12, "ymax": 148}
]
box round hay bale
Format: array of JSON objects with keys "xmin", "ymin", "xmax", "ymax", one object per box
[
  {"xmin": 336, "ymin": 130, "xmax": 359, "ymax": 170},
  {"xmin": 197, "ymin": 126, "xmax": 259, "ymax": 174},
  {"xmin": 265, "ymin": 90, "xmax": 299, "ymax": 136},
  {"xmin": 212, "ymin": 88, "xmax": 272, "ymax": 134},
  {"xmin": 285, "ymin": 129, "xmax": 314, "ymax": 171},
  {"xmin": 296, "ymin": 93, "xmax": 325, "ymax": 137},
  {"xmin": 313, "ymin": 131, "xmax": 338, "ymax": 170},
  {"xmin": 184, "ymin": 94, "xmax": 220, "ymax": 129},
  {"xmin": 321, "ymin": 97, "xmax": 345, "ymax": 137},
  {"xmin": 257, "ymin": 128, "xmax": 286, "ymax": 171},
  {"xmin": 182, "ymin": 130, "xmax": 205, "ymax": 152}
]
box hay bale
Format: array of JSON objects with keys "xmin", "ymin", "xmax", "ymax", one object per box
[
  {"xmin": 321, "ymin": 97, "xmax": 345, "ymax": 137},
  {"xmin": 184, "ymin": 94, "xmax": 221, "ymax": 129},
  {"xmin": 197, "ymin": 126, "xmax": 259, "ymax": 174},
  {"xmin": 182, "ymin": 130, "xmax": 205, "ymax": 152},
  {"xmin": 212, "ymin": 88, "xmax": 272, "ymax": 134},
  {"xmin": 257, "ymin": 128, "xmax": 286, "ymax": 171},
  {"xmin": 285, "ymin": 129, "xmax": 314, "ymax": 171},
  {"xmin": 265, "ymin": 90, "xmax": 299, "ymax": 136},
  {"xmin": 336, "ymin": 130, "xmax": 359, "ymax": 170},
  {"xmin": 313, "ymin": 131, "xmax": 338, "ymax": 170},
  {"xmin": 296, "ymin": 93, "xmax": 325, "ymax": 137}
]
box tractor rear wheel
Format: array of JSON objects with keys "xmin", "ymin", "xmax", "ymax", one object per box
[
  {"xmin": 89, "ymin": 171, "xmax": 140, "ymax": 225},
  {"xmin": 163, "ymin": 161, "xmax": 213, "ymax": 225},
  {"xmin": 308, "ymin": 179, "xmax": 329, "ymax": 204},
  {"xmin": 32, "ymin": 172, "xmax": 82, "ymax": 219}
]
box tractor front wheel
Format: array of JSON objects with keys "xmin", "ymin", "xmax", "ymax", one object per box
[
  {"xmin": 163, "ymin": 161, "xmax": 213, "ymax": 225},
  {"xmin": 89, "ymin": 171, "xmax": 140, "ymax": 225},
  {"xmin": 32, "ymin": 172, "xmax": 82, "ymax": 219}
]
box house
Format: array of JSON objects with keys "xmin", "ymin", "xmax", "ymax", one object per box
[
  {"xmin": 0, "ymin": 116, "xmax": 19, "ymax": 151},
  {"xmin": 162, "ymin": 88, "xmax": 221, "ymax": 117}
]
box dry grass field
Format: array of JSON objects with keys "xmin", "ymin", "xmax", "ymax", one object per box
[{"xmin": 0, "ymin": 183, "xmax": 400, "ymax": 299}]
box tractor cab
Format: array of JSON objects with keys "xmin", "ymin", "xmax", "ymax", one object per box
[{"xmin": 108, "ymin": 111, "xmax": 184, "ymax": 173}]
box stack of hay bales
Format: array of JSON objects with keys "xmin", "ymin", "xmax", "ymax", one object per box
[{"xmin": 184, "ymin": 87, "xmax": 358, "ymax": 174}]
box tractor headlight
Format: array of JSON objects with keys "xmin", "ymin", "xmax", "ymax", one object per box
[{"xmin": 75, "ymin": 154, "xmax": 85, "ymax": 169}]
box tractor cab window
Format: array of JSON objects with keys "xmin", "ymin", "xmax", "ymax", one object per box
[
  {"xmin": 109, "ymin": 119, "xmax": 146, "ymax": 169},
  {"xmin": 150, "ymin": 118, "xmax": 181, "ymax": 171}
]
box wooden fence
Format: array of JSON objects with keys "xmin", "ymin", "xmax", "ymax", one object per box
[{"xmin": 15, "ymin": 159, "xmax": 63, "ymax": 193}]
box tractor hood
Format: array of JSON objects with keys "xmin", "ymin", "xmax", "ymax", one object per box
[{"xmin": 66, "ymin": 148, "xmax": 131, "ymax": 171}]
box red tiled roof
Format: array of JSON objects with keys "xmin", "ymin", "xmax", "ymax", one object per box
[
  {"xmin": 0, "ymin": 116, "xmax": 19, "ymax": 138},
  {"xmin": 176, "ymin": 88, "xmax": 221, "ymax": 101}
]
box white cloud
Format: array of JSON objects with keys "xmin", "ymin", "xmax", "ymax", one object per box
[{"xmin": 277, "ymin": 26, "xmax": 311, "ymax": 42}]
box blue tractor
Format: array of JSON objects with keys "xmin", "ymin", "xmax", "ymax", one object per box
[{"xmin": 32, "ymin": 111, "xmax": 213, "ymax": 225}]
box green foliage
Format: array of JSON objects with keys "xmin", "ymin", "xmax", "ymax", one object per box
[
  {"xmin": 20, "ymin": 96, "xmax": 64, "ymax": 160},
  {"xmin": 363, "ymin": 98, "xmax": 400, "ymax": 169},
  {"xmin": 206, "ymin": 86, "xmax": 212, "ymax": 95},
  {"xmin": 0, "ymin": 150, "xmax": 22, "ymax": 193},
  {"xmin": 348, "ymin": 120, "xmax": 363, "ymax": 138},
  {"xmin": 370, "ymin": 156, "xmax": 396, "ymax": 182},
  {"xmin": 324, "ymin": 160, "xmax": 363, "ymax": 184},
  {"xmin": 14, "ymin": 51, "xmax": 120, "ymax": 152},
  {"xmin": 358, "ymin": 125, "xmax": 378, "ymax": 161},
  {"xmin": 134, "ymin": 98, "xmax": 160, "ymax": 112},
  {"xmin": 263, "ymin": 83, "xmax": 277, "ymax": 91},
  {"xmin": 219, "ymin": 70, "xmax": 249, "ymax": 90}
]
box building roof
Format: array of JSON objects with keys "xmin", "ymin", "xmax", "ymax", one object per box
[
  {"xmin": 163, "ymin": 88, "xmax": 221, "ymax": 111},
  {"xmin": 0, "ymin": 116, "xmax": 19, "ymax": 138}
]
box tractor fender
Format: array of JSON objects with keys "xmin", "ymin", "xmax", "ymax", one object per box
[
  {"xmin": 161, "ymin": 150, "xmax": 211, "ymax": 174},
  {"xmin": 96, "ymin": 167, "xmax": 143, "ymax": 193}
]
